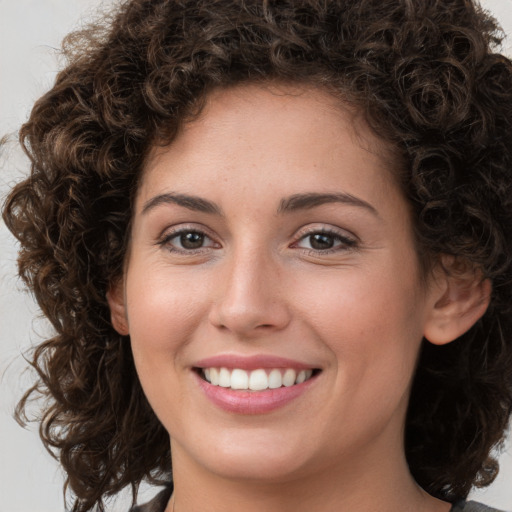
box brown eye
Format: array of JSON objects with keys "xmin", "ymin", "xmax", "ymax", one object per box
[
  {"xmin": 309, "ymin": 233, "xmax": 335, "ymax": 250},
  {"xmin": 295, "ymin": 229, "xmax": 357, "ymax": 253},
  {"xmin": 180, "ymin": 232, "xmax": 205, "ymax": 249},
  {"xmin": 160, "ymin": 229, "xmax": 218, "ymax": 253}
]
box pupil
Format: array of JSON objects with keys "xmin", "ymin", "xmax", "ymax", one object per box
[
  {"xmin": 181, "ymin": 232, "xmax": 204, "ymax": 249},
  {"xmin": 310, "ymin": 233, "xmax": 334, "ymax": 250}
]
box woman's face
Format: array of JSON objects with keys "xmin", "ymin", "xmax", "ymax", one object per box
[{"xmin": 111, "ymin": 84, "xmax": 440, "ymax": 484}]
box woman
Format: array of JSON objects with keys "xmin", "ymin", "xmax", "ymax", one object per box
[{"xmin": 3, "ymin": 1, "xmax": 512, "ymax": 511}]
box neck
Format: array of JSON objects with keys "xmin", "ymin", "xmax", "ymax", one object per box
[{"xmin": 166, "ymin": 432, "xmax": 451, "ymax": 512}]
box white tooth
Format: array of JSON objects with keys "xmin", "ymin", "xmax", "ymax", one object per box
[
  {"xmin": 209, "ymin": 368, "xmax": 219, "ymax": 385},
  {"xmin": 305, "ymin": 369, "xmax": 313, "ymax": 380},
  {"xmin": 218, "ymin": 367, "xmax": 231, "ymax": 387},
  {"xmin": 249, "ymin": 369, "xmax": 269, "ymax": 391},
  {"xmin": 231, "ymin": 369, "xmax": 249, "ymax": 390},
  {"xmin": 204, "ymin": 368, "xmax": 211, "ymax": 382},
  {"xmin": 296, "ymin": 370, "xmax": 306, "ymax": 384},
  {"xmin": 268, "ymin": 369, "xmax": 282, "ymax": 389},
  {"xmin": 282, "ymin": 369, "xmax": 296, "ymax": 387}
]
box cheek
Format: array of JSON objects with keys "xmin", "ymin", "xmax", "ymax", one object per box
[
  {"xmin": 125, "ymin": 263, "xmax": 210, "ymax": 366},
  {"xmin": 296, "ymin": 261, "xmax": 425, "ymax": 381},
  {"xmin": 123, "ymin": 265, "xmax": 213, "ymax": 430}
]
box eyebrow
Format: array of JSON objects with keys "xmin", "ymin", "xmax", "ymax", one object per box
[
  {"xmin": 277, "ymin": 192, "xmax": 379, "ymax": 217},
  {"xmin": 142, "ymin": 193, "xmax": 223, "ymax": 215},
  {"xmin": 141, "ymin": 191, "xmax": 379, "ymax": 217}
]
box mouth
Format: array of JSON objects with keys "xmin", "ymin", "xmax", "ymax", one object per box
[{"xmin": 195, "ymin": 367, "xmax": 321, "ymax": 391}]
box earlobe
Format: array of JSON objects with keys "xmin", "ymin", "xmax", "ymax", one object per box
[
  {"xmin": 106, "ymin": 280, "xmax": 130, "ymax": 335},
  {"xmin": 423, "ymin": 259, "xmax": 491, "ymax": 346}
]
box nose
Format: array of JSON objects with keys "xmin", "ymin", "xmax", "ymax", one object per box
[{"xmin": 208, "ymin": 248, "xmax": 291, "ymax": 338}]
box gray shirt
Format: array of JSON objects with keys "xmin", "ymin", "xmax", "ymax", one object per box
[{"xmin": 129, "ymin": 486, "xmax": 505, "ymax": 512}]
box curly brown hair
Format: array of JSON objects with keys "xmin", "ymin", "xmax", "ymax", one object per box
[{"xmin": 3, "ymin": 0, "xmax": 512, "ymax": 511}]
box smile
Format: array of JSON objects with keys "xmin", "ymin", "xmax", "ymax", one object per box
[
  {"xmin": 200, "ymin": 367, "xmax": 315, "ymax": 391},
  {"xmin": 193, "ymin": 355, "xmax": 322, "ymax": 413}
]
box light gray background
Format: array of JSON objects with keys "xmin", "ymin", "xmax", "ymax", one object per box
[{"xmin": 1, "ymin": 1, "xmax": 511, "ymax": 511}]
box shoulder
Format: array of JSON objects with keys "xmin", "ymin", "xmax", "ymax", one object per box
[
  {"xmin": 452, "ymin": 501, "xmax": 507, "ymax": 512},
  {"xmin": 129, "ymin": 485, "xmax": 173, "ymax": 512}
]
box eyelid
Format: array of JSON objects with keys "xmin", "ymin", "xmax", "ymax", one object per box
[
  {"xmin": 291, "ymin": 224, "xmax": 359, "ymax": 252},
  {"xmin": 157, "ymin": 223, "xmax": 221, "ymax": 252},
  {"xmin": 293, "ymin": 224, "xmax": 358, "ymax": 242},
  {"xmin": 156, "ymin": 223, "xmax": 357, "ymax": 254}
]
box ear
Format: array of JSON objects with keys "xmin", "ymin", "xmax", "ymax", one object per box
[
  {"xmin": 423, "ymin": 257, "xmax": 491, "ymax": 346},
  {"xmin": 106, "ymin": 279, "xmax": 130, "ymax": 335}
]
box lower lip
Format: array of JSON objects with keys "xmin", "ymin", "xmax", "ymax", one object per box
[{"xmin": 194, "ymin": 372, "xmax": 318, "ymax": 414}]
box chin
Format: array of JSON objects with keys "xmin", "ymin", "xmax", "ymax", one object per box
[
  {"xmin": 204, "ymin": 453, "xmax": 310, "ymax": 483},
  {"xmin": 175, "ymin": 428, "xmax": 315, "ymax": 483}
]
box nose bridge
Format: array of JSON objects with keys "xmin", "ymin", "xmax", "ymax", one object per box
[{"xmin": 209, "ymin": 239, "xmax": 290, "ymax": 335}]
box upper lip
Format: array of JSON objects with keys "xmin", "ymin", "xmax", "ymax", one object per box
[{"xmin": 193, "ymin": 354, "xmax": 319, "ymax": 371}]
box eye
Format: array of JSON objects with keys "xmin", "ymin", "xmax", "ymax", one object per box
[
  {"xmin": 294, "ymin": 229, "xmax": 357, "ymax": 252},
  {"xmin": 159, "ymin": 228, "xmax": 219, "ymax": 253}
]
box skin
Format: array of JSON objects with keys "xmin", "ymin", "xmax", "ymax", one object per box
[{"xmin": 109, "ymin": 84, "xmax": 490, "ymax": 512}]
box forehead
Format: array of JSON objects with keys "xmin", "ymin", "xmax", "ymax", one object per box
[
  {"xmin": 145, "ymin": 84, "xmax": 399, "ymax": 173},
  {"xmin": 138, "ymin": 83, "xmax": 404, "ymax": 214}
]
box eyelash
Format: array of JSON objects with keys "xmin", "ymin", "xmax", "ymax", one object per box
[
  {"xmin": 292, "ymin": 228, "xmax": 358, "ymax": 255},
  {"xmin": 157, "ymin": 226, "xmax": 358, "ymax": 255},
  {"xmin": 157, "ymin": 227, "xmax": 218, "ymax": 254}
]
